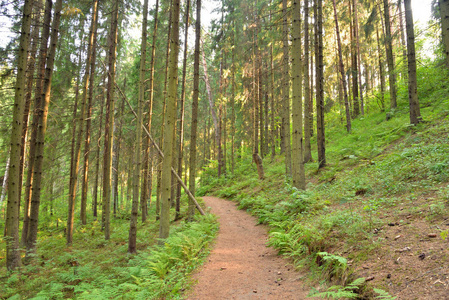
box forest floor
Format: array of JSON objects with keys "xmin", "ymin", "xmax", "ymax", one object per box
[{"xmin": 186, "ymin": 196, "xmax": 309, "ymax": 299}]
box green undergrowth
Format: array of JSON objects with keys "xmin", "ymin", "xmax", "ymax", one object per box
[
  {"xmin": 200, "ymin": 67, "xmax": 449, "ymax": 297},
  {"xmin": 0, "ymin": 209, "xmax": 218, "ymax": 300}
]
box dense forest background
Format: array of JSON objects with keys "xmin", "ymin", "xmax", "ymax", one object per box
[{"xmin": 1, "ymin": 0, "xmax": 449, "ymax": 298}]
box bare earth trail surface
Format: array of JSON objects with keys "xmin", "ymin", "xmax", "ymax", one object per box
[{"xmin": 187, "ymin": 196, "xmax": 308, "ymax": 299}]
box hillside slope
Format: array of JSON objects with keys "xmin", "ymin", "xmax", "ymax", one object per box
[{"xmin": 200, "ymin": 77, "xmax": 449, "ymax": 299}]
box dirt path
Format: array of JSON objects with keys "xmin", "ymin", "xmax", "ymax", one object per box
[{"xmin": 186, "ymin": 196, "xmax": 309, "ymax": 299}]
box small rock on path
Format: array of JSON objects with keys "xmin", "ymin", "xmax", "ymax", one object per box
[{"xmin": 186, "ymin": 196, "xmax": 308, "ymax": 299}]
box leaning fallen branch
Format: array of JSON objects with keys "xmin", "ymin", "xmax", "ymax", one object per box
[{"xmin": 113, "ymin": 79, "xmax": 206, "ymax": 216}]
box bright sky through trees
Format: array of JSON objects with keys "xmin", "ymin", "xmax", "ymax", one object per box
[{"xmin": 0, "ymin": 0, "xmax": 436, "ymax": 49}]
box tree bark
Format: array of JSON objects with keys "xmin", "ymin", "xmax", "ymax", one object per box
[
  {"xmin": 175, "ymin": 0, "xmax": 190, "ymax": 220},
  {"xmin": 404, "ymin": 0, "xmax": 421, "ymax": 125},
  {"xmin": 383, "ymin": 0, "xmax": 397, "ymax": 109},
  {"xmin": 21, "ymin": 0, "xmax": 52, "ymax": 247},
  {"xmin": 316, "ymin": 0, "xmax": 326, "ymax": 168},
  {"xmin": 253, "ymin": 0, "xmax": 264, "ymax": 180},
  {"xmin": 303, "ymin": 0, "xmax": 312, "ymax": 163},
  {"xmin": 291, "ymin": 0, "xmax": 305, "ymax": 189},
  {"xmin": 439, "ymin": 0, "xmax": 449, "ymax": 67},
  {"xmin": 141, "ymin": 0, "xmax": 159, "ymax": 223},
  {"xmin": 26, "ymin": 0, "xmax": 63, "ymax": 255},
  {"xmin": 81, "ymin": 0, "xmax": 99, "ymax": 226},
  {"xmin": 201, "ymin": 43, "xmax": 222, "ymax": 177},
  {"xmin": 128, "ymin": 0, "xmax": 149, "ymax": 254},
  {"xmin": 333, "ymin": 0, "xmax": 351, "ymax": 132},
  {"xmin": 159, "ymin": 0, "xmax": 181, "ymax": 242},
  {"xmin": 93, "ymin": 75, "xmax": 106, "ymax": 219},
  {"xmin": 67, "ymin": 17, "xmax": 86, "ymax": 245},
  {"xmin": 282, "ymin": 0, "xmax": 292, "ymax": 176},
  {"xmin": 102, "ymin": 0, "xmax": 119, "ymax": 240},
  {"xmin": 188, "ymin": 0, "xmax": 201, "ymax": 220}
]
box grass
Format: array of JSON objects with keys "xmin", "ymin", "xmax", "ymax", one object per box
[{"xmin": 0, "ymin": 204, "xmax": 218, "ymax": 299}]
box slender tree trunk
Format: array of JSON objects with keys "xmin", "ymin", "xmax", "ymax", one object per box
[
  {"xmin": 404, "ymin": 0, "xmax": 421, "ymax": 125},
  {"xmin": 113, "ymin": 94, "xmax": 125, "ymax": 216},
  {"xmin": 19, "ymin": 1, "xmax": 41, "ymax": 228},
  {"xmin": 377, "ymin": 26, "xmax": 386, "ymax": 111},
  {"xmin": 26, "ymin": 0, "xmax": 63, "ymax": 255},
  {"xmin": 291, "ymin": 0, "xmax": 305, "ymax": 189},
  {"xmin": 160, "ymin": 0, "xmax": 181, "ymax": 242},
  {"xmin": 270, "ymin": 42, "xmax": 276, "ymax": 159},
  {"xmin": 353, "ymin": 0, "xmax": 364, "ymax": 115},
  {"xmin": 303, "ymin": 0, "xmax": 312, "ymax": 163},
  {"xmin": 175, "ymin": 0, "xmax": 190, "ymax": 220},
  {"xmin": 128, "ymin": 0, "xmax": 148, "ymax": 254},
  {"xmin": 93, "ymin": 76, "xmax": 106, "ymax": 219},
  {"xmin": 66, "ymin": 21, "xmax": 86, "ymax": 245},
  {"xmin": 201, "ymin": 44, "xmax": 221, "ymax": 177},
  {"xmin": 316, "ymin": 0, "xmax": 326, "ymax": 168},
  {"xmin": 383, "ymin": 0, "xmax": 397, "ymax": 109},
  {"xmin": 141, "ymin": 0, "xmax": 159, "ymax": 223},
  {"xmin": 252, "ymin": 0, "xmax": 264, "ymax": 180},
  {"xmin": 0, "ymin": 157, "xmax": 10, "ymax": 209},
  {"xmin": 189, "ymin": 0, "xmax": 201, "ymax": 220},
  {"xmin": 398, "ymin": 0, "xmax": 408, "ymax": 76},
  {"xmin": 81, "ymin": 0, "xmax": 99, "ymax": 226},
  {"xmin": 103, "ymin": 0, "xmax": 119, "ymax": 240},
  {"xmin": 349, "ymin": 0, "xmax": 360, "ymax": 117},
  {"xmin": 282, "ymin": 0, "xmax": 292, "ymax": 176},
  {"xmin": 231, "ymin": 19, "xmax": 236, "ymax": 173},
  {"xmin": 157, "ymin": 0, "xmax": 173, "ymax": 218},
  {"xmin": 439, "ymin": 0, "xmax": 449, "ymax": 67},
  {"xmin": 333, "ymin": 0, "xmax": 351, "ymax": 132},
  {"xmin": 21, "ymin": 0, "xmax": 51, "ymax": 247}
]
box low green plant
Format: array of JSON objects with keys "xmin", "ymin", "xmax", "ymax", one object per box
[
  {"xmin": 308, "ymin": 277, "xmax": 366, "ymax": 299},
  {"xmin": 373, "ymin": 288, "xmax": 397, "ymax": 299}
]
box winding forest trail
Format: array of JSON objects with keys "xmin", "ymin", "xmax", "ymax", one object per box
[{"xmin": 186, "ymin": 196, "xmax": 308, "ymax": 299}]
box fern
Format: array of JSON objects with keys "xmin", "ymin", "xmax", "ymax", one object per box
[
  {"xmin": 308, "ymin": 277, "xmax": 366, "ymax": 299},
  {"xmin": 374, "ymin": 288, "xmax": 397, "ymax": 299}
]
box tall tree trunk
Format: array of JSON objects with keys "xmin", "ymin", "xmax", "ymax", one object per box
[
  {"xmin": 93, "ymin": 76, "xmax": 106, "ymax": 219},
  {"xmin": 231, "ymin": 19, "xmax": 236, "ymax": 173},
  {"xmin": 175, "ymin": 0, "xmax": 190, "ymax": 221},
  {"xmin": 349, "ymin": 0, "xmax": 360, "ymax": 117},
  {"xmin": 19, "ymin": 2, "xmax": 42, "ymax": 235},
  {"xmin": 383, "ymin": 0, "xmax": 397, "ymax": 109},
  {"xmin": 303, "ymin": 0, "xmax": 312, "ymax": 163},
  {"xmin": 66, "ymin": 19, "xmax": 86, "ymax": 245},
  {"xmin": 253, "ymin": 0, "xmax": 264, "ymax": 180},
  {"xmin": 376, "ymin": 26, "xmax": 386, "ymax": 111},
  {"xmin": 333, "ymin": 0, "xmax": 351, "ymax": 132},
  {"xmin": 157, "ymin": 0, "xmax": 173, "ymax": 218},
  {"xmin": 316, "ymin": 0, "xmax": 326, "ymax": 168},
  {"xmin": 439, "ymin": 0, "xmax": 449, "ymax": 67},
  {"xmin": 0, "ymin": 157, "xmax": 10, "ymax": 211},
  {"xmin": 353, "ymin": 0, "xmax": 364, "ymax": 115},
  {"xmin": 201, "ymin": 44, "xmax": 221, "ymax": 177},
  {"xmin": 282, "ymin": 0, "xmax": 292, "ymax": 176},
  {"xmin": 404, "ymin": 0, "xmax": 421, "ymax": 125},
  {"xmin": 270, "ymin": 41, "xmax": 276, "ymax": 159},
  {"xmin": 398, "ymin": 0, "xmax": 408, "ymax": 76},
  {"xmin": 81, "ymin": 0, "xmax": 99, "ymax": 226},
  {"xmin": 21, "ymin": 0, "xmax": 52, "ymax": 247},
  {"xmin": 291, "ymin": 0, "xmax": 305, "ymax": 189},
  {"xmin": 26, "ymin": 0, "xmax": 63, "ymax": 255},
  {"xmin": 160, "ymin": 0, "xmax": 180, "ymax": 242},
  {"xmin": 188, "ymin": 0, "xmax": 201, "ymax": 220},
  {"xmin": 141, "ymin": 0, "xmax": 159, "ymax": 223},
  {"xmin": 128, "ymin": 0, "xmax": 148, "ymax": 254},
  {"xmin": 113, "ymin": 86, "xmax": 125, "ymax": 216},
  {"xmin": 103, "ymin": 0, "xmax": 119, "ymax": 240}
]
